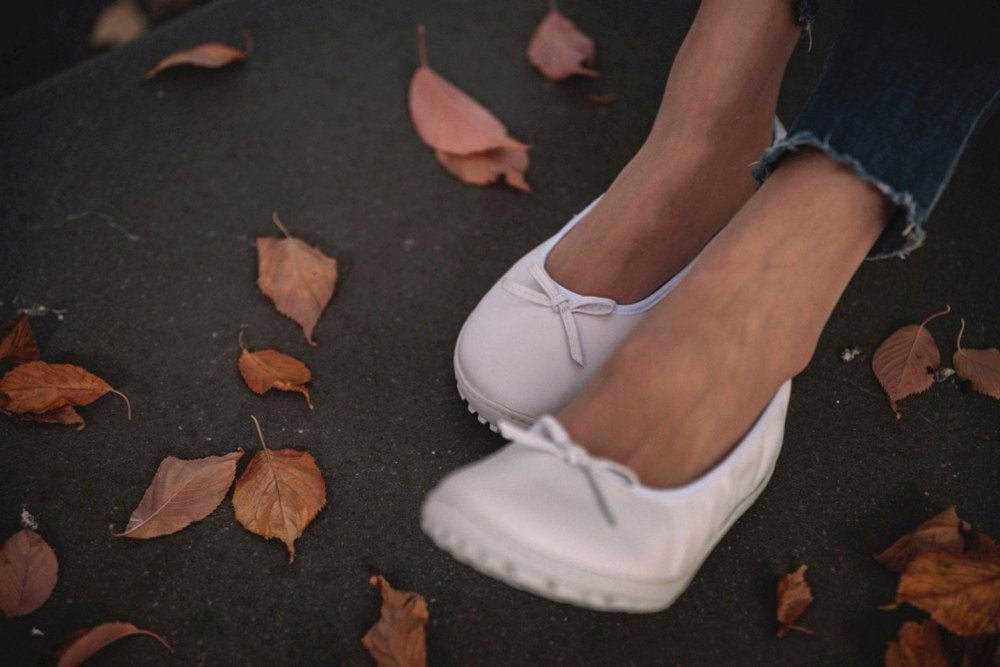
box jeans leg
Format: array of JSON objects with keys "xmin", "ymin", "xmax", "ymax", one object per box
[{"xmin": 756, "ymin": 0, "xmax": 1000, "ymax": 259}]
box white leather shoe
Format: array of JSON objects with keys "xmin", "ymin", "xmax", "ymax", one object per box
[
  {"xmin": 422, "ymin": 380, "xmax": 791, "ymax": 613},
  {"xmin": 456, "ymin": 119, "xmax": 788, "ymax": 430}
]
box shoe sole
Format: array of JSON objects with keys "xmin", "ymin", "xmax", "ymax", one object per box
[
  {"xmin": 453, "ymin": 331, "xmax": 534, "ymax": 432},
  {"xmin": 422, "ymin": 456, "xmax": 779, "ymax": 613}
]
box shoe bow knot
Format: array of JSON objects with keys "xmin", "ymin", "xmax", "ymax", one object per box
[
  {"xmin": 500, "ymin": 416, "xmax": 639, "ymax": 526},
  {"xmin": 502, "ymin": 264, "xmax": 616, "ymax": 366}
]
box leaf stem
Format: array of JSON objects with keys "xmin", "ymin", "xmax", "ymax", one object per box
[
  {"xmin": 919, "ymin": 304, "xmax": 951, "ymax": 330},
  {"xmin": 238, "ymin": 328, "xmax": 248, "ymax": 351},
  {"xmin": 250, "ymin": 414, "xmax": 269, "ymax": 450},
  {"xmin": 956, "ymin": 317, "xmax": 966, "ymax": 351},
  {"xmin": 271, "ymin": 212, "xmax": 292, "ymax": 238},
  {"xmin": 111, "ymin": 389, "xmax": 132, "ymax": 420},
  {"xmin": 417, "ymin": 25, "xmax": 428, "ymax": 68}
]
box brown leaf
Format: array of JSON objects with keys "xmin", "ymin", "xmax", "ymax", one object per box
[
  {"xmin": 885, "ymin": 619, "xmax": 950, "ymax": 667},
  {"xmin": 112, "ymin": 451, "xmax": 243, "ymax": 539},
  {"xmin": 954, "ymin": 319, "xmax": 1000, "ymax": 400},
  {"xmin": 776, "ymin": 564, "xmax": 813, "ymax": 637},
  {"xmin": 362, "ymin": 576, "xmax": 429, "ymax": 667},
  {"xmin": 257, "ymin": 213, "xmax": 339, "ymax": 346},
  {"xmin": 527, "ymin": 1, "xmax": 599, "ymax": 81},
  {"xmin": 0, "ymin": 314, "xmax": 40, "ymax": 365},
  {"xmin": 0, "ymin": 361, "xmax": 131, "ymax": 420},
  {"xmin": 434, "ymin": 147, "xmax": 531, "ymax": 192},
  {"xmin": 89, "ymin": 0, "xmax": 149, "ymax": 50},
  {"xmin": 871, "ymin": 306, "xmax": 950, "ymax": 418},
  {"xmin": 232, "ymin": 416, "xmax": 326, "ymax": 562},
  {"xmin": 3, "ymin": 405, "xmax": 86, "ymax": 430},
  {"xmin": 144, "ymin": 39, "xmax": 249, "ymax": 81},
  {"xmin": 0, "ymin": 529, "xmax": 58, "ymax": 618},
  {"xmin": 896, "ymin": 549, "xmax": 1000, "ymax": 637},
  {"xmin": 54, "ymin": 622, "xmax": 172, "ymax": 667},
  {"xmin": 876, "ymin": 506, "xmax": 971, "ymax": 573},
  {"xmin": 237, "ymin": 331, "xmax": 314, "ymax": 409}
]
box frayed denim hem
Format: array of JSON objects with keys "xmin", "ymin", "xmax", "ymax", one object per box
[{"xmin": 752, "ymin": 131, "xmax": 925, "ymax": 260}]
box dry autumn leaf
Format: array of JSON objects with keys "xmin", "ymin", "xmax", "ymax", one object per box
[
  {"xmin": 776, "ymin": 564, "xmax": 813, "ymax": 637},
  {"xmin": 953, "ymin": 318, "xmax": 1000, "ymax": 400},
  {"xmin": 53, "ymin": 622, "xmax": 172, "ymax": 667},
  {"xmin": 144, "ymin": 33, "xmax": 251, "ymax": 81},
  {"xmin": 10, "ymin": 405, "xmax": 86, "ymax": 430},
  {"xmin": 232, "ymin": 416, "xmax": 326, "ymax": 563},
  {"xmin": 112, "ymin": 450, "xmax": 243, "ymax": 539},
  {"xmin": 362, "ymin": 576, "xmax": 429, "ymax": 667},
  {"xmin": 527, "ymin": 0, "xmax": 599, "ymax": 81},
  {"xmin": 0, "ymin": 314, "xmax": 40, "ymax": 365},
  {"xmin": 238, "ymin": 331, "xmax": 314, "ymax": 409},
  {"xmin": 409, "ymin": 26, "xmax": 530, "ymax": 191},
  {"xmin": 871, "ymin": 306, "xmax": 950, "ymax": 418},
  {"xmin": 257, "ymin": 213, "xmax": 339, "ymax": 346},
  {"xmin": 895, "ymin": 549, "xmax": 1000, "ymax": 637},
  {"xmin": 0, "ymin": 361, "xmax": 131, "ymax": 422},
  {"xmin": 876, "ymin": 506, "xmax": 971, "ymax": 573},
  {"xmin": 0, "ymin": 529, "xmax": 58, "ymax": 618},
  {"xmin": 885, "ymin": 619, "xmax": 949, "ymax": 667},
  {"xmin": 89, "ymin": 0, "xmax": 149, "ymax": 50}
]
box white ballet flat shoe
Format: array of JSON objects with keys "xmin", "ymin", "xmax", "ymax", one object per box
[
  {"xmin": 422, "ymin": 380, "xmax": 792, "ymax": 613},
  {"xmin": 455, "ymin": 119, "xmax": 788, "ymax": 430}
]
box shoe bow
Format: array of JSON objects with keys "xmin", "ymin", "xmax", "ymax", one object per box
[
  {"xmin": 502, "ymin": 264, "xmax": 616, "ymax": 366},
  {"xmin": 500, "ymin": 416, "xmax": 639, "ymax": 526}
]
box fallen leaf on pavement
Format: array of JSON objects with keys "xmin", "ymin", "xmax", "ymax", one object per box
[
  {"xmin": 112, "ymin": 450, "xmax": 243, "ymax": 538},
  {"xmin": 409, "ymin": 26, "xmax": 530, "ymax": 191},
  {"xmin": 527, "ymin": 1, "xmax": 599, "ymax": 81},
  {"xmin": 876, "ymin": 506, "xmax": 971, "ymax": 573},
  {"xmin": 238, "ymin": 331, "xmax": 314, "ymax": 409},
  {"xmin": 362, "ymin": 575, "xmax": 429, "ymax": 667},
  {"xmin": 0, "ymin": 361, "xmax": 131, "ymax": 422},
  {"xmin": 885, "ymin": 619, "xmax": 949, "ymax": 667},
  {"xmin": 144, "ymin": 35, "xmax": 250, "ymax": 81},
  {"xmin": 0, "ymin": 529, "xmax": 58, "ymax": 618},
  {"xmin": 871, "ymin": 306, "xmax": 950, "ymax": 418},
  {"xmin": 53, "ymin": 622, "xmax": 172, "ymax": 667},
  {"xmin": 9, "ymin": 405, "xmax": 86, "ymax": 430},
  {"xmin": 257, "ymin": 213, "xmax": 339, "ymax": 346},
  {"xmin": 895, "ymin": 549, "xmax": 1000, "ymax": 637},
  {"xmin": 233, "ymin": 416, "xmax": 326, "ymax": 562},
  {"xmin": 776, "ymin": 564, "xmax": 813, "ymax": 637},
  {"xmin": 89, "ymin": 0, "xmax": 149, "ymax": 50},
  {"xmin": 0, "ymin": 314, "xmax": 40, "ymax": 365},
  {"xmin": 953, "ymin": 318, "xmax": 1000, "ymax": 400}
]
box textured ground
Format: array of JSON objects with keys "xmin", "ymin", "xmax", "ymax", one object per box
[{"xmin": 1, "ymin": 1, "xmax": 997, "ymax": 664}]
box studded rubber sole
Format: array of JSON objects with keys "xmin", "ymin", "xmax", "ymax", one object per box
[{"xmin": 453, "ymin": 345, "xmax": 533, "ymax": 433}]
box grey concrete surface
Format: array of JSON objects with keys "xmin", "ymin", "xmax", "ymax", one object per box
[{"xmin": 1, "ymin": 1, "xmax": 997, "ymax": 664}]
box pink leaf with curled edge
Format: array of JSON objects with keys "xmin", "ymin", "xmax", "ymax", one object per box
[
  {"xmin": 54, "ymin": 622, "xmax": 172, "ymax": 667},
  {"xmin": 0, "ymin": 529, "xmax": 58, "ymax": 618},
  {"xmin": 527, "ymin": 1, "xmax": 599, "ymax": 81},
  {"xmin": 144, "ymin": 35, "xmax": 251, "ymax": 81},
  {"xmin": 871, "ymin": 306, "xmax": 950, "ymax": 418},
  {"xmin": 434, "ymin": 147, "xmax": 531, "ymax": 192}
]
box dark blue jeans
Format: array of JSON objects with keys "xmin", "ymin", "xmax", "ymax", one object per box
[{"xmin": 757, "ymin": 0, "xmax": 999, "ymax": 259}]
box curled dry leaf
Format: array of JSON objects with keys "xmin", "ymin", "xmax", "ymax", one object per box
[
  {"xmin": 776, "ymin": 564, "xmax": 813, "ymax": 637},
  {"xmin": 953, "ymin": 319, "xmax": 1000, "ymax": 400},
  {"xmin": 257, "ymin": 213, "xmax": 339, "ymax": 346},
  {"xmin": 362, "ymin": 576, "xmax": 429, "ymax": 667},
  {"xmin": 54, "ymin": 622, "xmax": 172, "ymax": 667},
  {"xmin": 527, "ymin": 1, "xmax": 599, "ymax": 81},
  {"xmin": 885, "ymin": 619, "xmax": 949, "ymax": 667},
  {"xmin": 0, "ymin": 529, "xmax": 58, "ymax": 618},
  {"xmin": 871, "ymin": 306, "xmax": 950, "ymax": 418},
  {"xmin": 9, "ymin": 405, "xmax": 86, "ymax": 430},
  {"xmin": 237, "ymin": 331, "xmax": 314, "ymax": 409},
  {"xmin": 144, "ymin": 34, "xmax": 250, "ymax": 81},
  {"xmin": 232, "ymin": 416, "xmax": 326, "ymax": 562},
  {"xmin": 876, "ymin": 506, "xmax": 971, "ymax": 573},
  {"xmin": 0, "ymin": 361, "xmax": 131, "ymax": 422},
  {"xmin": 409, "ymin": 26, "xmax": 530, "ymax": 191},
  {"xmin": 89, "ymin": 0, "xmax": 149, "ymax": 50},
  {"xmin": 112, "ymin": 450, "xmax": 243, "ymax": 539},
  {"xmin": 895, "ymin": 549, "xmax": 1000, "ymax": 637},
  {"xmin": 0, "ymin": 314, "xmax": 40, "ymax": 365}
]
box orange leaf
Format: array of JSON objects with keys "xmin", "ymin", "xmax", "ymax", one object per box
[
  {"xmin": 885, "ymin": 619, "xmax": 949, "ymax": 667},
  {"xmin": 953, "ymin": 319, "xmax": 1000, "ymax": 400},
  {"xmin": 0, "ymin": 314, "xmax": 40, "ymax": 365},
  {"xmin": 257, "ymin": 213, "xmax": 339, "ymax": 346},
  {"xmin": 8, "ymin": 405, "xmax": 86, "ymax": 430},
  {"xmin": 527, "ymin": 2, "xmax": 599, "ymax": 81},
  {"xmin": 876, "ymin": 506, "xmax": 970, "ymax": 573},
  {"xmin": 362, "ymin": 576, "xmax": 429, "ymax": 667},
  {"xmin": 112, "ymin": 451, "xmax": 243, "ymax": 538},
  {"xmin": 776, "ymin": 564, "xmax": 813, "ymax": 637},
  {"xmin": 896, "ymin": 549, "xmax": 1000, "ymax": 637},
  {"xmin": 144, "ymin": 39, "xmax": 248, "ymax": 81},
  {"xmin": 232, "ymin": 417, "xmax": 326, "ymax": 563},
  {"xmin": 871, "ymin": 306, "xmax": 950, "ymax": 418},
  {"xmin": 89, "ymin": 0, "xmax": 149, "ymax": 50},
  {"xmin": 434, "ymin": 147, "xmax": 531, "ymax": 192},
  {"xmin": 54, "ymin": 622, "xmax": 172, "ymax": 667},
  {"xmin": 0, "ymin": 529, "xmax": 58, "ymax": 618},
  {"xmin": 0, "ymin": 361, "xmax": 130, "ymax": 420},
  {"xmin": 237, "ymin": 331, "xmax": 314, "ymax": 409}
]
